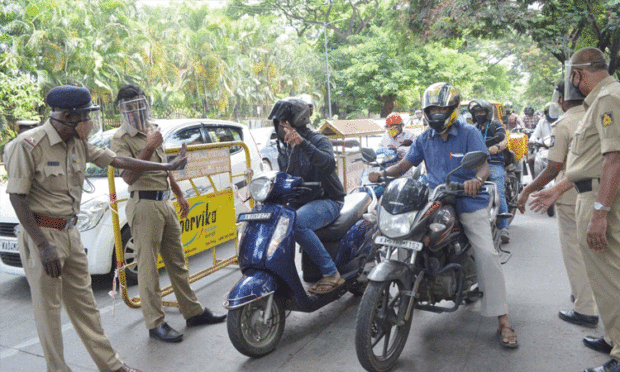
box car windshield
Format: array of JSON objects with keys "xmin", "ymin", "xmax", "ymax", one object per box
[{"xmin": 84, "ymin": 131, "xmax": 119, "ymax": 177}]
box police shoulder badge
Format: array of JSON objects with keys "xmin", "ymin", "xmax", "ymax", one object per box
[{"xmin": 602, "ymin": 112, "xmax": 613, "ymax": 127}]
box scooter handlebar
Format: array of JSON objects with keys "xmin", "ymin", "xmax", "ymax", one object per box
[{"xmin": 301, "ymin": 182, "xmax": 322, "ymax": 188}]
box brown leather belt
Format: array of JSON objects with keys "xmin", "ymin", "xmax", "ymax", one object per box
[
  {"xmin": 34, "ymin": 214, "xmax": 78, "ymax": 230},
  {"xmin": 574, "ymin": 178, "xmax": 600, "ymax": 193}
]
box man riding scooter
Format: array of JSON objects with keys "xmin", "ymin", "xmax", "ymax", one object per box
[{"xmin": 271, "ymin": 97, "xmax": 347, "ymax": 294}]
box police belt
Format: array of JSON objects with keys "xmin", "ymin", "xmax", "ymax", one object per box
[
  {"xmin": 130, "ymin": 190, "xmax": 170, "ymax": 201},
  {"xmin": 574, "ymin": 178, "xmax": 600, "ymax": 194},
  {"xmin": 34, "ymin": 214, "xmax": 78, "ymax": 230}
]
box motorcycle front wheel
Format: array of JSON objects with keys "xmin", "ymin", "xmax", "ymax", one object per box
[
  {"xmin": 355, "ymin": 279, "xmax": 413, "ymax": 372},
  {"xmin": 227, "ymin": 296, "xmax": 285, "ymax": 358}
]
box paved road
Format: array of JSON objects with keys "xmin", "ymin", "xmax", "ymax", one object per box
[{"xmin": 0, "ymin": 207, "xmax": 612, "ymax": 372}]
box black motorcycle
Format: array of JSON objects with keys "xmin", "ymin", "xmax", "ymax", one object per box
[{"xmin": 354, "ymin": 151, "xmax": 501, "ymax": 372}]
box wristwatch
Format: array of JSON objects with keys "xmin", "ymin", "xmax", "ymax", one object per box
[{"xmin": 594, "ymin": 202, "xmax": 611, "ymax": 212}]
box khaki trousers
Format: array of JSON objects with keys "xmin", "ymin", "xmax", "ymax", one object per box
[
  {"xmin": 19, "ymin": 227, "xmax": 122, "ymax": 372},
  {"xmin": 126, "ymin": 197, "xmax": 203, "ymax": 330},
  {"xmin": 460, "ymin": 208, "xmax": 509, "ymax": 317},
  {"xmin": 556, "ymin": 203, "xmax": 597, "ymax": 316},
  {"xmin": 576, "ymin": 184, "xmax": 620, "ymax": 360}
]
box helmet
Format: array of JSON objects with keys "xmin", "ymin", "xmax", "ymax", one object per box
[
  {"xmin": 268, "ymin": 97, "xmax": 311, "ymax": 128},
  {"xmin": 524, "ymin": 106, "xmax": 535, "ymax": 116},
  {"xmin": 386, "ymin": 113, "xmax": 403, "ymax": 126},
  {"xmin": 467, "ymin": 99, "xmax": 493, "ymax": 123},
  {"xmin": 421, "ymin": 82, "xmax": 460, "ymax": 134},
  {"xmin": 503, "ymin": 101, "xmax": 513, "ymax": 114}
]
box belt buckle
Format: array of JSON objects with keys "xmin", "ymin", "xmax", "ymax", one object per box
[
  {"xmin": 64, "ymin": 216, "xmax": 78, "ymax": 230},
  {"xmin": 160, "ymin": 190, "xmax": 170, "ymax": 201}
]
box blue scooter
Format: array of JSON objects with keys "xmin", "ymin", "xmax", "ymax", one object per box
[{"xmin": 224, "ymin": 170, "xmax": 380, "ymax": 357}]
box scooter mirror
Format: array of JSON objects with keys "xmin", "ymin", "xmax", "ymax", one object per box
[
  {"xmin": 361, "ymin": 147, "xmax": 377, "ymax": 162},
  {"xmin": 461, "ymin": 151, "xmax": 488, "ymax": 169}
]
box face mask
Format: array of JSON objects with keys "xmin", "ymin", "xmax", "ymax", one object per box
[
  {"xmin": 545, "ymin": 114, "xmax": 557, "ymax": 123},
  {"xmin": 474, "ymin": 114, "xmax": 487, "ymax": 125},
  {"xmin": 388, "ymin": 128, "xmax": 400, "ymax": 137},
  {"xmin": 75, "ymin": 120, "xmax": 94, "ymax": 140}
]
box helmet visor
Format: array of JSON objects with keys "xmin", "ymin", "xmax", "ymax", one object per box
[{"xmin": 119, "ymin": 96, "xmax": 149, "ymax": 132}]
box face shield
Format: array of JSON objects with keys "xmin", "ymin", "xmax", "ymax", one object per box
[
  {"xmin": 75, "ymin": 109, "xmax": 102, "ymax": 141},
  {"xmin": 564, "ymin": 60, "xmax": 594, "ymax": 99},
  {"xmin": 546, "ymin": 102, "xmax": 563, "ymax": 122},
  {"xmin": 119, "ymin": 96, "xmax": 150, "ymax": 132}
]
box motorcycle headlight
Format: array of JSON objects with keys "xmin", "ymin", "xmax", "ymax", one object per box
[
  {"xmin": 267, "ymin": 215, "xmax": 290, "ymax": 258},
  {"xmin": 77, "ymin": 195, "xmax": 109, "ymax": 232},
  {"xmin": 249, "ymin": 176, "xmax": 275, "ymax": 202},
  {"xmin": 379, "ymin": 206, "xmax": 417, "ymax": 239}
]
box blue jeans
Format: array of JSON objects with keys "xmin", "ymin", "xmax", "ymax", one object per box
[
  {"xmin": 294, "ymin": 199, "xmax": 343, "ymax": 276},
  {"xmin": 489, "ymin": 163, "xmax": 509, "ymax": 229}
]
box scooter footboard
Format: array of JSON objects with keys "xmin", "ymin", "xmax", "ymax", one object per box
[
  {"xmin": 368, "ymin": 260, "xmax": 412, "ymax": 284},
  {"xmin": 223, "ymin": 270, "xmax": 277, "ymax": 310}
]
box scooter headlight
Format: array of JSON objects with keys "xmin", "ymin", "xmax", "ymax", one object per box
[
  {"xmin": 378, "ymin": 206, "xmax": 417, "ymax": 239},
  {"xmin": 249, "ymin": 175, "xmax": 275, "ymax": 202},
  {"xmin": 267, "ymin": 215, "xmax": 290, "ymax": 258}
]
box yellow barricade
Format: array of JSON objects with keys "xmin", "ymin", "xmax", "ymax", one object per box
[
  {"xmin": 108, "ymin": 141, "xmax": 253, "ymax": 308},
  {"xmin": 506, "ymin": 131, "xmax": 528, "ymax": 161}
]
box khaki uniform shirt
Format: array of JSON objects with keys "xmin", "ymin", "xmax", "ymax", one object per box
[
  {"xmin": 4, "ymin": 120, "xmax": 115, "ymax": 217},
  {"xmin": 566, "ymin": 76, "xmax": 620, "ymax": 182},
  {"xmin": 547, "ymin": 105, "xmax": 585, "ymax": 205},
  {"xmin": 110, "ymin": 123, "xmax": 169, "ymax": 192}
]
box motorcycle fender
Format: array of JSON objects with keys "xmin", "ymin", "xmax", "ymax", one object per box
[
  {"xmin": 368, "ymin": 260, "xmax": 412, "ymax": 283},
  {"xmin": 223, "ymin": 271, "xmax": 277, "ymax": 310}
]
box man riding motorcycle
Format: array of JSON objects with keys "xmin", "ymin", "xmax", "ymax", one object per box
[
  {"xmin": 379, "ymin": 112, "xmax": 416, "ymax": 160},
  {"xmin": 368, "ymin": 82, "xmax": 518, "ymax": 349},
  {"xmin": 470, "ymin": 99, "xmax": 511, "ymax": 243},
  {"xmin": 503, "ymin": 101, "xmax": 524, "ymax": 130}
]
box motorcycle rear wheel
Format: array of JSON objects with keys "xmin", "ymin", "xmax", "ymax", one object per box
[
  {"xmin": 355, "ymin": 279, "xmax": 413, "ymax": 372},
  {"xmin": 227, "ymin": 296, "xmax": 285, "ymax": 358}
]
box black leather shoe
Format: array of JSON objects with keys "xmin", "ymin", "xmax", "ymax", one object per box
[
  {"xmin": 186, "ymin": 308, "xmax": 227, "ymax": 326},
  {"xmin": 584, "ymin": 359, "xmax": 620, "ymax": 372},
  {"xmin": 584, "ymin": 335, "xmax": 613, "ymax": 354},
  {"xmin": 149, "ymin": 322, "xmax": 183, "ymax": 343},
  {"xmin": 559, "ymin": 309, "xmax": 599, "ymax": 328}
]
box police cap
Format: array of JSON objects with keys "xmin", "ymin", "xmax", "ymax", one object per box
[{"xmin": 45, "ymin": 85, "xmax": 99, "ymax": 113}]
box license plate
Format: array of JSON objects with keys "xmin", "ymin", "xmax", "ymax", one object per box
[
  {"xmin": 237, "ymin": 212, "xmax": 273, "ymax": 222},
  {"xmin": 375, "ymin": 236, "xmax": 423, "ymax": 251},
  {"xmin": 0, "ymin": 239, "xmax": 19, "ymax": 252}
]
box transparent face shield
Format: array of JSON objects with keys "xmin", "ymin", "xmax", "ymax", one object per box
[
  {"xmin": 78, "ymin": 109, "xmax": 102, "ymax": 141},
  {"xmin": 119, "ymin": 96, "xmax": 150, "ymax": 132},
  {"xmin": 547, "ymin": 101, "xmax": 563, "ymax": 120},
  {"xmin": 564, "ymin": 60, "xmax": 593, "ymax": 99}
]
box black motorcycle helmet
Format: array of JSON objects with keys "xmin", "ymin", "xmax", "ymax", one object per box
[
  {"xmin": 268, "ymin": 97, "xmax": 311, "ymax": 142},
  {"xmin": 467, "ymin": 99, "xmax": 493, "ymax": 124},
  {"xmin": 421, "ymin": 82, "xmax": 460, "ymax": 134},
  {"xmin": 524, "ymin": 106, "xmax": 535, "ymax": 116}
]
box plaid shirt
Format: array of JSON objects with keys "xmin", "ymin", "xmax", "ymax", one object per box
[{"xmin": 522, "ymin": 114, "xmax": 539, "ymax": 129}]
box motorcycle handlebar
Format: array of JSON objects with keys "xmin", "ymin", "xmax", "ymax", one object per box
[{"xmin": 301, "ymin": 182, "xmax": 322, "ymax": 188}]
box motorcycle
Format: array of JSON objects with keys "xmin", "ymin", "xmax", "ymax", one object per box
[
  {"xmin": 531, "ymin": 135, "xmax": 555, "ymax": 217},
  {"xmin": 223, "ymin": 170, "xmax": 380, "ymax": 357},
  {"xmin": 354, "ymin": 151, "xmax": 503, "ymax": 372},
  {"xmin": 503, "ymin": 148, "xmax": 523, "ymax": 225}
]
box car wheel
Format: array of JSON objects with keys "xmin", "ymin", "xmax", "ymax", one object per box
[{"xmin": 117, "ymin": 226, "xmax": 138, "ymax": 286}]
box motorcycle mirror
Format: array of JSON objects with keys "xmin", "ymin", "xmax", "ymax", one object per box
[
  {"xmin": 401, "ymin": 139, "xmax": 413, "ymax": 146},
  {"xmin": 361, "ymin": 148, "xmax": 377, "ymax": 162},
  {"xmin": 461, "ymin": 151, "xmax": 488, "ymax": 169}
]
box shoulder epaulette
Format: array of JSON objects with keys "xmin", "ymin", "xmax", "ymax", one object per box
[{"xmin": 19, "ymin": 128, "xmax": 45, "ymax": 152}]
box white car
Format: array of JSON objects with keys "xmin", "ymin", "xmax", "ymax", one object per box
[
  {"xmin": 250, "ymin": 127, "xmax": 279, "ymax": 171},
  {"xmin": 0, "ymin": 119, "xmax": 263, "ymax": 284}
]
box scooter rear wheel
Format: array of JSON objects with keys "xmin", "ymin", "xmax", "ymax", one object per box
[
  {"xmin": 355, "ymin": 279, "xmax": 413, "ymax": 372},
  {"xmin": 227, "ymin": 296, "xmax": 285, "ymax": 358}
]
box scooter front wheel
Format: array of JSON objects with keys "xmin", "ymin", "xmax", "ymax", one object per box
[
  {"xmin": 227, "ymin": 296, "xmax": 285, "ymax": 358},
  {"xmin": 355, "ymin": 279, "xmax": 413, "ymax": 372}
]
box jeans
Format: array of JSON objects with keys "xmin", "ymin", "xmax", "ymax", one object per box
[
  {"xmin": 294, "ymin": 199, "xmax": 343, "ymax": 276},
  {"xmin": 489, "ymin": 163, "xmax": 509, "ymax": 229}
]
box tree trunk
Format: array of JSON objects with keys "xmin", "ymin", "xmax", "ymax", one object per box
[{"xmin": 380, "ymin": 94, "xmax": 396, "ymax": 118}]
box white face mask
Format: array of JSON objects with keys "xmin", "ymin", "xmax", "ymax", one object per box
[{"xmin": 119, "ymin": 96, "xmax": 150, "ymax": 132}]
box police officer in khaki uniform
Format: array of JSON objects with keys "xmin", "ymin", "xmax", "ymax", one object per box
[
  {"xmin": 110, "ymin": 84, "xmax": 225, "ymax": 344},
  {"xmin": 4, "ymin": 85, "xmax": 188, "ymax": 372},
  {"xmin": 563, "ymin": 48, "xmax": 620, "ymax": 372},
  {"xmin": 518, "ymin": 81, "xmax": 599, "ymax": 328}
]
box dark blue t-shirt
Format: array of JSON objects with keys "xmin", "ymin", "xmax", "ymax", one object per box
[{"xmin": 405, "ymin": 120, "xmax": 490, "ymax": 214}]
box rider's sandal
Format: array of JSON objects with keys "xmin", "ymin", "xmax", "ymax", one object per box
[
  {"xmin": 497, "ymin": 324, "xmax": 519, "ymax": 349},
  {"xmin": 308, "ymin": 277, "xmax": 345, "ymax": 295}
]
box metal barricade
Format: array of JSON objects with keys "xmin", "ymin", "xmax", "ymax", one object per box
[{"xmin": 108, "ymin": 141, "xmax": 253, "ymax": 308}]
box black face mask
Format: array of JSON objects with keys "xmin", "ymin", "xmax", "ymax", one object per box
[{"xmin": 474, "ymin": 114, "xmax": 487, "ymax": 125}]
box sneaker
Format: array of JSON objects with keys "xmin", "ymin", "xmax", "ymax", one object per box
[{"xmin": 500, "ymin": 229, "xmax": 510, "ymax": 244}]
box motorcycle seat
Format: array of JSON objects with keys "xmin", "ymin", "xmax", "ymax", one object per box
[{"xmin": 315, "ymin": 192, "xmax": 372, "ymax": 242}]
